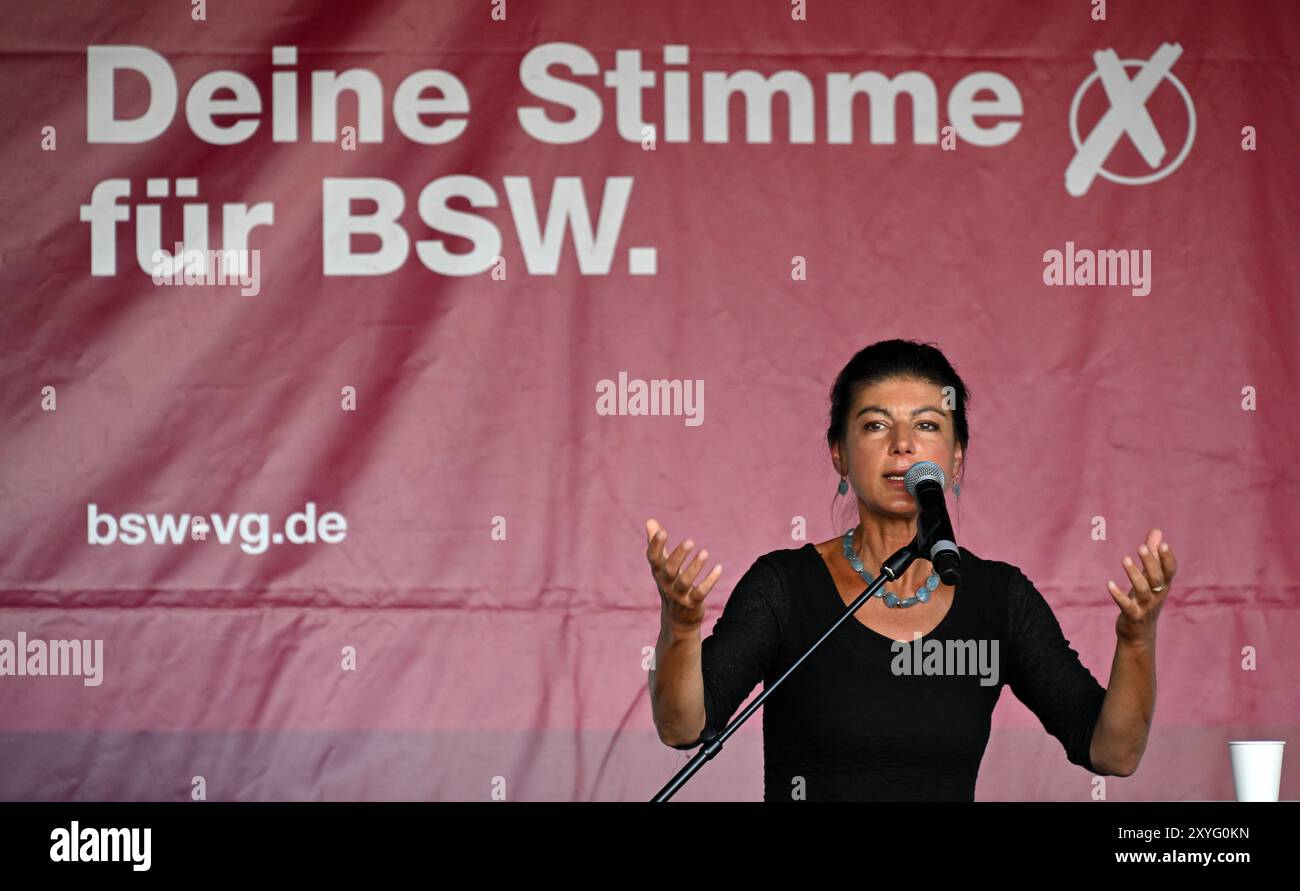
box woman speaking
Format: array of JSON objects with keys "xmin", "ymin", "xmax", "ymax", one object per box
[{"xmin": 645, "ymin": 339, "xmax": 1177, "ymax": 801}]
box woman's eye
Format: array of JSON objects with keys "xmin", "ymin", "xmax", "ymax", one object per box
[{"xmin": 866, "ymin": 421, "xmax": 938, "ymax": 431}]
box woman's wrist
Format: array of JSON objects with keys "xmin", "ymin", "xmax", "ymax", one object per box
[{"xmin": 658, "ymin": 613, "xmax": 701, "ymax": 645}]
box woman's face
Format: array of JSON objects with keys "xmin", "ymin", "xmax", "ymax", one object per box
[{"xmin": 835, "ymin": 376, "xmax": 963, "ymax": 518}]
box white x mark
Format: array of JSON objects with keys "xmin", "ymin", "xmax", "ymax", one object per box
[{"xmin": 1066, "ymin": 42, "xmax": 1183, "ymax": 196}]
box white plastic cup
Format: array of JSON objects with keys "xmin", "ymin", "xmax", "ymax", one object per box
[{"xmin": 1228, "ymin": 741, "xmax": 1286, "ymax": 801}]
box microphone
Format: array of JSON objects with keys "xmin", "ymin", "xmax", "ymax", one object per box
[{"xmin": 903, "ymin": 461, "xmax": 961, "ymax": 586}]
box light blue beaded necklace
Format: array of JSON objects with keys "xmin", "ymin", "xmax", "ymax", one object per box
[{"xmin": 841, "ymin": 526, "xmax": 940, "ymax": 609}]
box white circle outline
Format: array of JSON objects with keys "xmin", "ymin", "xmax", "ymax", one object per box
[{"xmin": 1069, "ymin": 59, "xmax": 1196, "ymax": 186}]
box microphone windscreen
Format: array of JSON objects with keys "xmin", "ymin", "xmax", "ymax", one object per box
[{"xmin": 904, "ymin": 460, "xmax": 946, "ymax": 497}]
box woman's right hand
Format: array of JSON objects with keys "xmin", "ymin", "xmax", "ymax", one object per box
[{"xmin": 645, "ymin": 518, "xmax": 723, "ymax": 633}]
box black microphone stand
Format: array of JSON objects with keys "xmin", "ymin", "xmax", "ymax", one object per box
[{"xmin": 650, "ymin": 538, "xmax": 922, "ymax": 802}]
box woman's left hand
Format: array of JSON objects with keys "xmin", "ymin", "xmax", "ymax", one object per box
[{"xmin": 1107, "ymin": 528, "xmax": 1177, "ymax": 646}]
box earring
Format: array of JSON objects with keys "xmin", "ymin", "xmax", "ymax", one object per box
[
  {"xmin": 953, "ymin": 481, "xmax": 961, "ymax": 496},
  {"xmin": 837, "ymin": 477, "xmax": 849, "ymax": 496}
]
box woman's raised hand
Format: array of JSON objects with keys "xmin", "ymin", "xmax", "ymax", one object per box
[
  {"xmin": 1107, "ymin": 527, "xmax": 1177, "ymax": 646},
  {"xmin": 645, "ymin": 518, "xmax": 724, "ymax": 633}
]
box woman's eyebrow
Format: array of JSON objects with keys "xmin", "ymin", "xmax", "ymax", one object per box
[{"xmin": 855, "ymin": 405, "xmax": 949, "ymax": 418}]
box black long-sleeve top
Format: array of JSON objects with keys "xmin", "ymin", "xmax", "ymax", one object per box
[{"xmin": 669, "ymin": 543, "xmax": 1109, "ymax": 801}]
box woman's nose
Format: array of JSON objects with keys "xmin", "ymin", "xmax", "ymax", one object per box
[{"xmin": 890, "ymin": 433, "xmax": 915, "ymax": 452}]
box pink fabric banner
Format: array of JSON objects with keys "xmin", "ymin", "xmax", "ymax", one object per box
[{"xmin": 1, "ymin": 0, "xmax": 1296, "ymax": 800}]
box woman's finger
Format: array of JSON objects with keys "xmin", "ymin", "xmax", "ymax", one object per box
[
  {"xmin": 673, "ymin": 548, "xmax": 709, "ymax": 593},
  {"xmin": 664, "ymin": 538, "xmax": 694, "ymax": 581},
  {"xmin": 1122, "ymin": 555, "xmax": 1152, "ymax": 607},
  {"xmin": 1158, "ymin": 540, "xmax": 1177, "ymax": 581},
  {"xmin": 690, "ymin": 564, "xmax": 724, "ymax": 604},
  {"xmin": 646, "ymin": 527, "xmax": 667, "ymax": 567},
  {"xmin": 1107, "ymin": 578, "xmax": 1137, "ymax": 619},
  {"xmin": 1136, "ymin": 543, "xmax": 1165, "ymax": 591}
]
